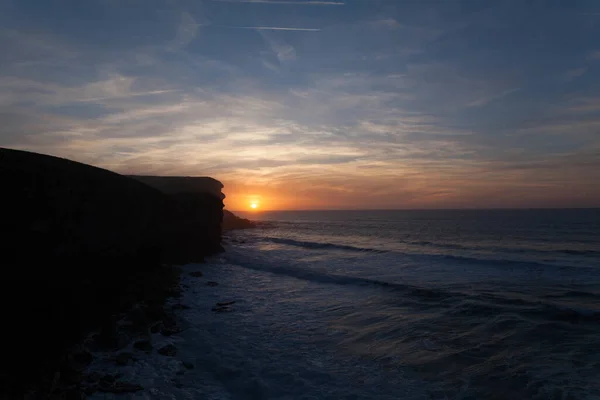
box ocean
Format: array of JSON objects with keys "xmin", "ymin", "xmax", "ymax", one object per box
[
  {"xmin": 88, "ymin": 209, "xmax": 600, "ymax": 400},
  {"xmin": 222, "ymin": 209, "xmax": 600, "ymax": 399}
]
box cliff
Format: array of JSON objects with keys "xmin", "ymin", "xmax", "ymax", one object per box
[
  {"xmin": 129, "ymin": 175, "xmax": 225, "ymax": 262},
  {"xmin": 0, "ymin": 148, "xmax": 224, "ymax": 395},
  {"xmin": 223, "ymin": 210, "xmax": 257, "ymax": 231}
]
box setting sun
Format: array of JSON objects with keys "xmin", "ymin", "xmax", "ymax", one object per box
[{"xmin": 250, "ymin": 203, "xmax": 258, "ymax": 209}]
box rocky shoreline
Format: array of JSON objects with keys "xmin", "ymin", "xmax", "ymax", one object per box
[
  {"xmin": 0, "ymin": 148, "xmax": 252, "ymax": 398},
  {"xmin": 48, "ymin": 265, "xmax": 186, "ymax": 398}
]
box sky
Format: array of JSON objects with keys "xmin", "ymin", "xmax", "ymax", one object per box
[{"xmin": 1, "ymin": 0, "xmax": 600, "ymax": 210}]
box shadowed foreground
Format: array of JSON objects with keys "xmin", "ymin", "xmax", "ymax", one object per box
[{"xmin": 0, "ymin": 148, "xmax": 225, "ymax": 397}]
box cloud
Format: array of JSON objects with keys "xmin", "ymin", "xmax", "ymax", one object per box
[
  {"xmin": 368, "ymin": 18, "xmax": 401, "ymax": 29},
  {"xmin": 466, "ymin": 88, "xmax": 520, "ymax": 107},
  {"xmin": 588, "ymin": 51, "xmax": 600, "ymax": 60},
  {"xmin": 564, "ymin": 97, "xmax": 600, "ymax": 113},
  {"xmin": 564, "ymin": 67, "xmax": 587, "ymax": 81},
  {"xmin": 168, "ymin": 12, "xmax": 199, "ymax": 51},
  {"xmin": 209, "ymin": 0, "xmax": 344, "ymax": 5},
  {"xmin": 258, "ymin": 30, "xmax": 296, "ymax": 71},
  {"xmin": 216, "ymin": 25, "xmax": 320, "ymax": 31},
  {"xmin": 0, "ymin": 75, "xmax": 178, "ymax": 107},
  {"xmin": 3, "ymin": 1, "xmax": 600, "ymax": 208}
]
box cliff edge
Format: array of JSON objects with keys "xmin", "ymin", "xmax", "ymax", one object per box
[{"xmin": 0, "ymin": 148, "xmax": 224, "ymax": 396}]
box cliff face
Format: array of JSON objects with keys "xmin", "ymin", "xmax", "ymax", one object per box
[
  {"xmin": 129, "ymin": 175, "xmax": 225, "ymax": 262},
  {"xmin": 223, "ymin": 210, "xmax": 257, "ymax": 231},
  {"xmin": 0, "ymin": 148, "xmax": 224, "ymax": 394}
]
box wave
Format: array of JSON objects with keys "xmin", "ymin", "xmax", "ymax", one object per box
[
  {"xmin": 225, "ymin": 247, "xmax": 442, "ymax": 294},
  {"xmin": 256, "ymin": 224, "xmax": 599, "ymax": 258},
  {"xmin": 226, "ymin": 249, "xmax": 600, "ymax": 323},
  {"xmin": 260, "ymin": 237, "xmax": 388, "ymax": 253},
  {"xmin": 257, "ymin": 236, "xmax": 591, "ymax": 271}
]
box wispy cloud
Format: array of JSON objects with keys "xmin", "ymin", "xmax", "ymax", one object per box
[
  {"xmin": 210, "ymin": 0, "xmax": 344, "ymax": 5},
  {"xmin": 167, "ymin": 12, "xmax": 199, "ymax": 51},
  {"xmin": 466, "ymin": 88, "xmax": 520, "ymax": 107},
  {"xmin": 588, "ymin": 51, "xmax": 600, "ymax": 60},
  {"xmin": 215, "ymin": 25, "xmax": 321, "ymax": 31},
  {"xmin": 2, "ymin": 1, "xmax": 600, "ymax": 208},
  {"xmin": 564, "ymin": 67, "xmax": 587, "ymax": 82}
]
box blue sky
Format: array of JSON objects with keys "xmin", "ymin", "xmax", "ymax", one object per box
[{"xmin": 1, "ymin": 0, "xmax": 600, "ymax": 209}]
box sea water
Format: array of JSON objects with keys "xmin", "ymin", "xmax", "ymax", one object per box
[
  {"xmin": 221, "ymin": 209, "xmax": 600, "ymax": 399},
  {"xmin": 92, "ymin": 209, "xmax": 600, "ymax": 399}
]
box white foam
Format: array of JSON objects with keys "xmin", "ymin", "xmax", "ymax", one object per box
[{"xmin": 87, "ymin": 252, "xmax": 434, "ymax": 399}]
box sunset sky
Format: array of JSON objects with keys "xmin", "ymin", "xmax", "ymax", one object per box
[{"xmin": 1, "ymin": 0, "xmax": 600, "ymax": 210}]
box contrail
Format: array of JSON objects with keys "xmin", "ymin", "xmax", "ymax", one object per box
[
  {"xmin": 216, "ymin": 25, "xmax": 321, "ymax": 31},
  {"xmin": 211, "ymin": 0, "xmax": 344, "ymax": 5}
]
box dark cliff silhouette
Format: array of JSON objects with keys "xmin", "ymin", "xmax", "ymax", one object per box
[
  {"xmin": 0, "ymin": 148, "xmax": 225, "ymax": 396},
  {"xmin": 223, "ymin": 210, "xmax": 256, "ymax": 231}
]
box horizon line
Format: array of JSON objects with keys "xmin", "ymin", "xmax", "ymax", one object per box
[{"xmin": 229, "ymin": 207, "xmax": 600, "ymax": 212}]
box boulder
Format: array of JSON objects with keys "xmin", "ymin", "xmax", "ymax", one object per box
[
  {"xmin": 115, "ymin": 352, "xmax": 135, "ymax": 366},
  {"xmin": 157, "ymin": 344, "xmax": 177, "ymax": 357},
  {"xmin": 133, "ymin": 340, "xmax": 153, "ymax": 353}
]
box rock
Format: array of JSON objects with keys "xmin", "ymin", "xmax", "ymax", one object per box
[
  {"xmin": 150, "ymin": 321, "xmax": 163, "ymax": 334},
  {"xmin": 222, "ymin": 210, "xmax": 256, "ymax": 231},
  {"xmin": 99, "ymin": 373, "xmax": 119, "ymax": 385},
  {"xmin": 216, "ymin": 301, "xmax": 236, "ymax": 307},
  {"xmin": 172, "ymin": 303, "xmax": 190, "ymax": 310},
  {"xmin": 98, "ymin": 380, "xmax": 144, "ymax": 394},
  {"xmin": 171, "ymin": 378, "xmax": 184, "ymax": 389},
  {"xmin": 133, "ymin": 340, "xmax": 153, "ymax": 353},
  {"xmin": 160, "ymin": 316, "xmax": 183, "ymax": 336},
  {"xmin": 206, "ymin": 281, "xmax": 219, "ymax": 287},
  {"xmin": 182, "ymin": 361, "xmax": 194, "ymax": 370},
  {"xmin": 160, "ymin": 325, "xmax": 183, "ymax": 336},
  {"xmin": 70, "ymin": 349, "xmax": 93, "ymax": 367},
  {"xmin": 115, "ymin": 351, "xmax": 135, "ymax": 366},
  {"xmin": 85, "ymin": 372, "xmax": 104, "ymax": 383},
  {"xmin": 189, "ymin": 271, "xmax": 203, "ymax": 277},
  {"xmin": 158, "ymin": 344, "xmax": 177, "ymax": 357},
  {"xmin": 83, "ymin": 384, "xmax": 98, "ymax": 396}
]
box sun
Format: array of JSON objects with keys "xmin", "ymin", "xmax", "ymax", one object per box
[{"xmin": 250, "ymin": 202, "xmax": 259, "ymax": 209}]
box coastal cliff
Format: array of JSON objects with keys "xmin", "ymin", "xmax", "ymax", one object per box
[
  {"xmin": 0, "ymin": 148, "xmax": 225, "ymax": 396},
  {"xmin": 223, "ymin": 209, "xmax": 256, "ymax": 231}
]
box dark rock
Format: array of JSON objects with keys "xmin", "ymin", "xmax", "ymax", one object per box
[
  {"xmin": 61, "ymin": 369, "xmax": 83, "ymax": 385},
  {"xmin": 189, "ymin": 271, "xmax": 203, "ymax": 277},
  {"xmin": 206, "ymin": 281, "xmax": 219, "ymax": 287},
  {"xmin": 98, "ymin": 381, "xmax": 144, "ymax": 394},
  {"xmin": 182, "ymin": 361, "xmax": 194, "ymax": 370},
  {"xmin": 158, "ymin": 344, "xmax": 177, "ymax": 357},
  {"xmin": 222, "ymin": 210, "xmax": 256, "ymax": 231},
  {"xmin": 133, "ymin": 340, "xmax": 153, "ymax": 353},
  {"xmin": 83, "ymin": 383, "xmax": 98, "ymax": 396},
  {"xmin": 115, "ymin": 352, "xmax": 135, "ymax": 366},
  {"xmin": 150, "ymin": 321, "xmax": 163, "ymax": 334},
  {"xmin": 85, "ymin": 372, "xmax": 104, "ymax": 383},
  {"xmin": 160, "ymin": 324, "xmax": 183, "ymax": 336},
  {"xmin": 99, "ymin": 374, "xmax": 117, "ymax": 384},
  {"xmin": 166, "ymin": 288, "xmax": 182, "ymax": 298},
  {"xmin": 212, "ymin": 306, "xmax": 232, "ymax": 313},
  {"xmin": 69, "ymin": 349, "xmax": 93, "ymax": 367},
  {"xmin": 171, "ymin": 378, "xmax": 184, "ymax": 389},
  {"xmin": 0, "ymin": 148, "xmax": 225, "ymax": 397},
  {"xmin": 216, "ymin": 301, "xmax": 236, "ymax": 307}
]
